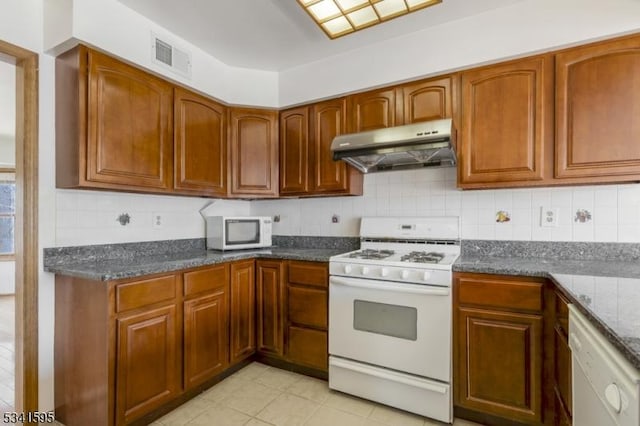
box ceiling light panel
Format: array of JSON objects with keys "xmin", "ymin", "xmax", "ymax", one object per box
[
  {"xmin": 335, "ymin": 0, "xmax": 369, "ymax": 12},
  {"xmin": 308, "ymin": 0, "xmax": 342, "ymax": 22},
  {"xmin": 347, "ymin": 6, "xmax": 378, "ymax": 29},
  {"xmin": 297, "ymin": 0, "xmax": 442, "ymax": 39},
  {"xmin": 373, "ymin": 0, "xmax": 408, "ymax": 19}
]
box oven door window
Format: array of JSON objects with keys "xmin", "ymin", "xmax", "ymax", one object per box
[
  {"xmin": 225, "ymin": 219, "xmax": 260, "ymax": 245},
  {"xmin": 353, "ymin": 300, "xmax": 417, "ymax": 341}
]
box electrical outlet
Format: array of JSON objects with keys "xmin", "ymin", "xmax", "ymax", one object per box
[
  {"xmin": 152, "ymin": 213, "xmax": 163, "ymax": 229},
  {"xmin": 540, "ymin": 207, "xmax": 559, "ymax": 227}
]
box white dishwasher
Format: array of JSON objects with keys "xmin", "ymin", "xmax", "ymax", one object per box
[{"xmin": 569, "ymin": 305, "xmax": 640, "ymax": 426}]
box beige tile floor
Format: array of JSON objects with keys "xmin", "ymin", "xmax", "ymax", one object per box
[
  {"xmin": 145, "ymin": 362, "xmax": 485, "ymax": 426},
  {"xmin": 0, "ymin": 295, "xmax": 14, "ymax": 413}
]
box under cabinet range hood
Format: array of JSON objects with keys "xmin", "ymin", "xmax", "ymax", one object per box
[{"xmin": 331, "ymin": 118, "xmax": 456, "ymax": 173}]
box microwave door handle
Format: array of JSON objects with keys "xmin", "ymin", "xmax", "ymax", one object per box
[{"xmin": 329, "ymin": 276, "xmax": 449, "ymax": 296}]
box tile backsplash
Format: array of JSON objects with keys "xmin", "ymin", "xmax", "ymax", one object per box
[
  {"xmin": 55, "ymin": 189, "xmax": 250, "ymax": 247},
  {"xmin": 251, "ymin": 168, "xmax": 640, "ymax": 243},
  {"xmin": 54, "ymin": 168, "xmax": 640, "ymax": 247}
]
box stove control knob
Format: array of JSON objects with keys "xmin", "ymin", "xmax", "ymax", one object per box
[
  {"xmin": 361, "ymin": 266, "xmax": 370, "ymax": 275},
  {"xmin": 381, "ymin": 267, "xmax": 389, "ymax": 277},
  {"xmin": 401, "ymin": 270, "xmax": 410, "ymax": 279},
  {"xmin": 422, "ymin": 272, "xmax": 431, "ymax": 281},
  {"xmin": 344, "ymin": 265, "xmax": 353, "ymax": 274}
]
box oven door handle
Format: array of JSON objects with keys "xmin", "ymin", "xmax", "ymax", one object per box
[{"xmin": 329, "ymin": 276, "xmax": 450, "ymax": 296}]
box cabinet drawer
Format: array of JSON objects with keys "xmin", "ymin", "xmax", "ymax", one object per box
[
  {"xmin": 288, "ymin": 286, "xmax": 327, "ymax": 329},
  {"xmin": 288, "ymin": 261, "xmax": 328, "ymax": 288},
  {"xmin": 287, "ymin": 326, "xmax": 328, "ymax": 370},
  {"xmin": 184, "ymin": 264, "xmax": 229, "ymax": 297},
  {"xmin": 116, "ymin": 275, "xmax": 177, "ymax": 313},
  {"xmin": 456, "ymin": 275, "xmax": 544, "ymax": 312}
]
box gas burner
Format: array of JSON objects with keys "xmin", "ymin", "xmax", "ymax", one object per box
[
  {"xmin": 400, "ymin": 251, "xmax": 445, "ymax": 264},
  {"xmin": 348, "ymin": 249, "xmax": 395, "ymax": 260}
]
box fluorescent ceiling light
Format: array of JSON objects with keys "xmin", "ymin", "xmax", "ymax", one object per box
[{"xmin": 298, "ymin": 0, "xmax": 442, "ymax": 39}]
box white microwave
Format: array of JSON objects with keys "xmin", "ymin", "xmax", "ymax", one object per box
[{"xmin": 205, "ymin": 216, "xmax": 272, "ymax": 251}]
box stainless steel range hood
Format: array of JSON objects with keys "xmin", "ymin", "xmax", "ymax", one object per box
[{"xmin": 331, "ymin": 118, "xmax": 456, "ymax": 173}]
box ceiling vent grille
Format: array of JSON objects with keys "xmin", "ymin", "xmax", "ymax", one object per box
[{"xmin": 151, "ymin": 33, "xmax": 192, "ymax": 78}]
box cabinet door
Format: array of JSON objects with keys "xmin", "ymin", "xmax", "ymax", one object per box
[
  {"xmin": 554, "ymin": 291, "xmax": 572, "ymax": 424},
  {"xmin": 455, "ymin": 307, "xmax": 543, "ymax": 424},
  {"xmin": 556, "ymin": 35, "xmax": 640, "ymax": 180},
  {"xmin": 459, "ymin": 56, "xmax": 553, "ymax": 187},
  {"xmin": 256, "ymin": 260, "xmax": 285, "ymax": 356},
  {"xmin": 347, "ymin": 87, "xmax": 397, "ymax": 133},
  {"xmin": 310, "ymin": 98, "xmax": 362, "ymax": 195},
  {"xmin": 86, "ymin": 49, "xmax": 173, "ymax": 191},
  {"xmin": 230, "ymin": 260, "xmax": 256, "ymax": 363},
  {"xmin": 174, "ymin": 88, "xmax": 227, "ymax": 196},
  {"xmin": 229, "ymin": 108, "xmax": 279, "ymax": 197},
  {"xmin": 280, "ymin": 106, "xmax": 310, "ymax": 195},
  {"xmin": 400, "ymin": 75, "xmax": 456, "ymax": 125},
  {"xmin": 184, "ymin": 290, "xmax": 228, "ymax": 390},
  {"xmin": 116, "ymin": 305, "xmax": 180, "ymax": 424}
]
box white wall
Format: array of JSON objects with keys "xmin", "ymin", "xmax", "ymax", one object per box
[
  {"xmin": 44, "ymin": 0, "xmax": 279, "ymax": 108},
  {"xmin": 279, "ymin": 0, "xmax": 640, "ymax": 106},
  {"xmin": 251, "ymin": 168, "xmax": 640, "ymax": 243}
]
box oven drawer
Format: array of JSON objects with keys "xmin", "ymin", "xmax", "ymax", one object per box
[{"xmin": 329, "ymin": 356, "xmax": 451, "ymax": 423}]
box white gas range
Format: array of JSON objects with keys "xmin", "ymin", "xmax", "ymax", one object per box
[{"xmin": 328, "ymin": 216, "xmax": 460, "ymax": 424}]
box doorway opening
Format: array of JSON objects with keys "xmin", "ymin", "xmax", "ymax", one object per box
[{"xmin": 0, "ymin": 40, "xmax": 39, "ymax": 419}]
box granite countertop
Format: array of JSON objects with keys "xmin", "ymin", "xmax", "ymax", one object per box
[
  {"xmin": 454, "ymin": 255, "xmax": 640, "ymax": 372},
  {"xmin": 44, "ymin": 247, "xmax": 345, "ymax": 281}
]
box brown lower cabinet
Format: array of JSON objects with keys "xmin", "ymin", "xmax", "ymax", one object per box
[
  {"xmin": 285, "ymin": 261, "xmax": 329, "ymax": 371},
  {"xmin": 553, "ymin": 290, "xmax": 572, "ymax": 426},
  {"xmin": 454, "ymin": 272, "xmax": 566, "ymax": 426},
  {"xmin": 183, "ymin": 265, "xmax": 230, "ymax": 390},
  {"xmin": 230, "ymin": 260, "xmax": 256, "ymax": 363},
  {"xmin": 55, "ymin": 258, "xmax": 329, "ymax": 425},
  {"xmin": 256, "ymin": 260, "xmax": 286, "ymax": 356}
]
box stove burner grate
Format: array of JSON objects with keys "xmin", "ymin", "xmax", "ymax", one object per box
[
  {"xmin": 347, "ymin": 249, "xmax": 395, "ymax": 260},
  {"xmin": 400, "ymin": 251, "xmax": 445, "ymax": 264}
]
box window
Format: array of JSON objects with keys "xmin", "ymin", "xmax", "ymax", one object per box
[{"xmin": 0, "ymin": 172, "xmax": 15, "ymax": 260}]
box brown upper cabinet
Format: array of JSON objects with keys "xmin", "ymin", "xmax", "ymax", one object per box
[
  {"xmin": 280, "ymin": 106, "xmax": 310, "ymax": 195},
  {"xmin": 399, "ymin": 75, "xmax": 458, "ymax": 125},
  {"xmin": 56, "ymin": 45, "xmax": 174, "ymax": 193},
  {"xmin": 279, "ymin": 100, "xmax": 363, "ymax": 197},
  {"xmin": 458, "ymin": 55, "xmax": 554, "ymax": 188},
  {"xmin": 229, "ymin": 108, "xmax": 279, "ymax": 198},
  {"xmin": 555, "ymin": 34, "xmax": 640, "ymax": 181},
  {"xmin": 310, "ymin": 98, "xmax": 363, "ymax": 195},
  {"xmin": 346, "ymin": 75, "xmax": 458, "ymax": 133},
  {"xmin": 174, "ymin": 88, "xmax": 227, "ymax": 196},
  {"xmin": 347, "ymin": 87, "xmax": 398, "ymax": 132}
]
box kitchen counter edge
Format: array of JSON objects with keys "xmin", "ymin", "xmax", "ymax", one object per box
[{"xmin": 44, "ymin": 248, "xmax": 342, "ymax": 282}]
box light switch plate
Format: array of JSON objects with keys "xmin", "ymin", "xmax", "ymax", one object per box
[{"xmin": 540, "ymin": 207, "xmax": 559, "ymax": 227}]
